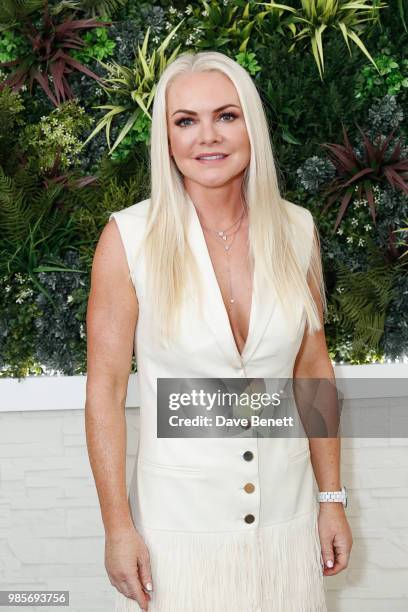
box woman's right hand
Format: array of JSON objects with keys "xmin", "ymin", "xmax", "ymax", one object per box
[{"xmin": 105, "ymin": 526, "xmax": 153, "ymax": 611}]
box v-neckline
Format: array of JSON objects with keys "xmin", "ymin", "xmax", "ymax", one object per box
[{"xmin": 187, "ymin": 194, "xmax": 256, "ymax": 364}]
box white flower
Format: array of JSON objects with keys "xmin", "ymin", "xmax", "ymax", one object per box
[
  {"xmin": 169, "ymin": 6, "xmax": 177, "ymax": 14},
  {"xmin": 79, "ymin": 322, "xmax": 86, "ymax": 340},
  {"xmin": 346, "ymin": 236, "xmax": 353, "ymax": 243},
  {"xmin": 337, "ymin": 227, "xmax": 343, "ymax": 235},
  {"xmin": 15, "ymin": 287, "xmax": 33, "ymax": 303},
  {"xmin": 185, "ymin": 4, "xmax": 193, "ymax": 14},
  {"xmin": 202, "ymin": 10, "xmax": 209, "ymax": 16},
  {"xmin": 351, "ymin": 218, "xmax": 358, "ymax": 226},
  {"xmin": 358, "ymin": 238, "xmax": 365, "ymax": 247},
  {"xmin": 364, "ymin": 224, "xmax": 371, "ymax": 231}
]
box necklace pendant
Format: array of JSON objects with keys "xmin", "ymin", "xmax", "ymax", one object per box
[
  {"xmin": 222, "ymin": 235, "xmax": 227, "ymax": 241},
  {"xmin": 218, "ymin": 231, "xmax": 224, "ymax": 236},
  {"xmin": 230, "ymin": 298, "xmax": 234, "ymax": 303},
  {"xmin": 225, "ymin": 245, "xmax": 229, "ymax": 251}
]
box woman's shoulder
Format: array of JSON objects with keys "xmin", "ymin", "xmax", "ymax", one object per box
[
  {"xmin": 108, "ymin": 198, "xmax": 151, "ymax": 283},
  {"xmin": 109, "ymin": 197, "xmax": 151, "ymax": 222},
  {"xmin": 281, "ymin": 199, "xmax": 316, "ymax": 273},
  {"xmin": 281, "ymin": 198, "xmax": 314, "ymax": 229}
]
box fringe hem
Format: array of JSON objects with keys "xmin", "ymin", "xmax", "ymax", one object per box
[{"xmin": 114, "ymin": 509, "xmax": 327, "ymax": 612}]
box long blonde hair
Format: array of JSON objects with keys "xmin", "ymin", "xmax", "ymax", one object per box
[{"xmin": 143, "ymin": 50, "xmax": 327, "ymax": 347}]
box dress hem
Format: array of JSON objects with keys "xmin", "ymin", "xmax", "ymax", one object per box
[{"xmin": 114, "ymin": 508, "xmax": 327, "ymax": 612}]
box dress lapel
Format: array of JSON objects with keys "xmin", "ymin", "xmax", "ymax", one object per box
[{"xmin": 186, "ymin": 194, "xmax": 276, "ymax": 368}]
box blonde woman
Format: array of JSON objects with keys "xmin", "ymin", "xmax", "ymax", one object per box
[{"xmin": 86, "ymin": 51, "xmax": 352, "ymax": 612}]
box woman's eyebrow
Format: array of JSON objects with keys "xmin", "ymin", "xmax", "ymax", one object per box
[{"xmin": 172, "ymin": 103, "xmax": 240, "ymax": 117}]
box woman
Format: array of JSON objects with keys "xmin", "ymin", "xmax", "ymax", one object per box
[{"xmin": 86, "ymin": 51, "xmax": 353, "ymax": 612}]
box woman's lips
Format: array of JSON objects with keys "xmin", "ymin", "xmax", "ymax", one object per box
[{"xmin": 195, "ymin": 154, "xmax": 230, "ymax": 164}]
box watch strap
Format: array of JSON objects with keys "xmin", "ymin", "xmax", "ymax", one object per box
[{"xmin": 317, "ymin": 485, "xmax": 347, "ymax": 507}]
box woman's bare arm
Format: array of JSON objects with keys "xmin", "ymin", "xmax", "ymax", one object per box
[
  {"xmin": 85, "ymin": 217, "xmax": 138, "ymax": 534},
  {"xmin": 85, "ymin": 218, "xmax": 153, "ymax": 609},
  {"xmin": 293, "ymin": 272, "xmax": 340, "ymax": 490},
  {"xmin": 293, "ymin": 270, "xmax": 352, "ymax": 577}
]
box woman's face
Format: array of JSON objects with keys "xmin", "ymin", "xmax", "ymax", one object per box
[{"xmin": 166, "ymin": 71, "xmax": 251, "ymax": 189}]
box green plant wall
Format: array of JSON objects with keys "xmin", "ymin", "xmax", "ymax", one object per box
[{"xmin": 0, "ymin": 0, "xmax": 407, "ymax": 377}]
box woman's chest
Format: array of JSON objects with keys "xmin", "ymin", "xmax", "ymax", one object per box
[{"xmin": 204, "ymin": 232, "xmax": 254, "ymax": 357}]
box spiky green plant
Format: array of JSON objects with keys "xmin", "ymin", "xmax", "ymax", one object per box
[
  {"xmin": 81, "ymin": 21, "xmax": 185, "ymax": 154},
  {"xmin": 258, "ymin": 0, "xmax": 384, "ymax": 80},
  {"xmin": 394, "ymin": 222, "xmax": 408, "ymax": 259},
  {"xmin": 51, "ymin": 0, "xmax": 127, "ymax": 19}
]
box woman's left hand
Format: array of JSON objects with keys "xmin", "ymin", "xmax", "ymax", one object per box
[{"xmin": 318, "ymin": 504, "xmax": 353, "ymax": 576}]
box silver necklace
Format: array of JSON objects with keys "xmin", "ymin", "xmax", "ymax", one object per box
[{"xmin": 198, "ymin": 205, "xmax": 247, "ymax": 305}]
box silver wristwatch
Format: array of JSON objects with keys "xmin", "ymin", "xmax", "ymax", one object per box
[{"xmin": 317, "ymin": 485, "xmax": 347, "ymax": 508}]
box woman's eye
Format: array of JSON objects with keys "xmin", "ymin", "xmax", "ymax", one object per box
[
  {"xmin": 220, "ymin": 112, "xmax": 237, "ymax": 121},
  {"xmin": 176, "ymin": 117, "xmax": 194, "ymax": 127},
  {"xmin": 175, "ymin": 112, "xmax": 237, "ymax": 128}
]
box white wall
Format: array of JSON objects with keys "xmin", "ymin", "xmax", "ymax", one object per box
[
  {"xmin": 0, "ymin": 408, "xmax": 140, "ymax": 612},
  {"xmin": 0, "ymin": 368, "xmax": 407, "ymax": 611},
  {"xmin": 326, "ymin": 437, "xmax": 408, "ymax": 611}
]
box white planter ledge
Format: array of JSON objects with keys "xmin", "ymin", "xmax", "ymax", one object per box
[{"xmin": 0, "ymin": 362, "xmax": 407, "ymax": 413}]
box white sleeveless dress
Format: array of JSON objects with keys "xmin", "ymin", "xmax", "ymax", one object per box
[{"xmin": 110, "ymin": 195, "xmax": 327, "ymax": 612}]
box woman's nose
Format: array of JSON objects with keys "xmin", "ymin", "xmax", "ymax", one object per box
[{"xmin": 198, "ymin": 120, "xmax": 221, "ymax": 142}]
